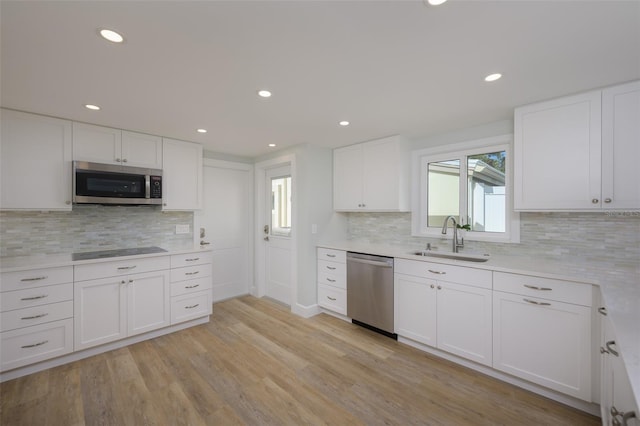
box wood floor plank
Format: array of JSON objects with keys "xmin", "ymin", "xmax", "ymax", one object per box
[{"xmin": 1, "ymin": 295, "xmax": 600, "ymax": 426}]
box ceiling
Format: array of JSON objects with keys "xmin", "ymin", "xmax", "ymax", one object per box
[{"xmin": 2, "ymin": 1, "xmax": 639, "ymax": 158}]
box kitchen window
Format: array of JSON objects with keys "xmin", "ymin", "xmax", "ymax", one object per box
[{"xmin": 412, "ymin": 134, "xmax": 519, "ymax": 243}]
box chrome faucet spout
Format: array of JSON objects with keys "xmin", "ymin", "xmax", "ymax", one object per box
[{"xmin": 441, "ymin": 215, "xmax": 464, "ymax": 253}]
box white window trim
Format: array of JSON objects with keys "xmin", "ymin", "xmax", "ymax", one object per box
[{"xmin": 411, "ymin": 134, "xmax": 520, "ymax": 243}]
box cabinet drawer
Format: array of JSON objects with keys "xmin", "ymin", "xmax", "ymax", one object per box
[
  {"xmin": 493, "ymin": 272, "xmax": 592, "ymax": 306},
  {"xmin": 318, "ymin": 270, "xmax": 346, "ymax": 289},
  {"xmin": 1, "ymin": 301, "xmax": 73, "ymax": 332},
  {"xmin": 0, "ymin": 266, "xmax": 73, "ymax": 292},
  {"xmin": 1, "ymin": 318, "xmax": 73, "ymax": 372},
  {"xmin": 74, "ymin": 256, "xmax": 170, "ymax": 281},
  {"xmin": 170, "ymin": 251, "xmax": 213, "ymax": 268},
  {"xmin": 171, "ymin": 276, "xmax": 212, "ymax": 297},
  {"xmin": 171, "ymin": 291, "xmax": 212, "ymax": 325},
  {"xmin": 1, "ymin": 282, "xmax": 73, "ymax": 311},
  {"xmin": 318, "ymin": 260, "xmax": 346, "ymax": 277},
  {"xmin": 170, "ymin": 263, "xmax": 212, "ymax": 283},
  {"xmin": 317, "ymin": 248, "xmax": 346, "ymax": 264},
  {"xmin": 395, "ymin": 259, "xmax": 492, "ymax": 289},
  {"xmin": 318, "ymin": 284, "xmax": 347, "ymax": 315}
]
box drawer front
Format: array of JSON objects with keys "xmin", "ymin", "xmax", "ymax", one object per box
[
  {"xmin": 317, "ymin": 248, "xmax": 346, "ymax": 264},
  {"xmin": 318, "ymin": 284, "xmax": 347, "ymax": 315},
  {"xmin": 1, "ymin": 301, "xmax": 74, "ymax": 332},
  {"xmin": 170, "ymin": 251, "xmax": 213, "ymax": 268},
  {"xmin": 1, "ymin": 266, "xmax": 73, "ymax": 292},
  {"xmin": 318, "ymin": 260, "xmax": 346, "ymax": 277},
  {"xmin": 494, "ymin": 272, "xmax": 592, "ymax": 306},
  {"xmin": 1, "ymin": 318, "xmax": 73, "ymax": 372},
  {"xmin": 395, "ymin": 259, "xmax": 492, "ymax": 289},
  {"xmin": 318, "ymin": 270, "xmax": 346, "ymax": 289},
  {"xmin": 171, "ymin": 291, "xmax": 212, "ymax": 325},
  {"xmin": 170, "ymin": 263, "xmax": 213, "ymax": 283},
  {"xmin": 171, "ymin": 276, "xmax": 212, "ymax": 297},
  {"xmin": 1, "ymin": 283, "xmax": 73, "ymax": 312},
  {"xmin": 74, "ymin": 256, "xmax": 170, "ymax": 281}
]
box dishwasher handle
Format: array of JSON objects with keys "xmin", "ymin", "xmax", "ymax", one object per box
[{"xmin": 347, "ymin": 257, "xmax": 393, "ymax": 268}]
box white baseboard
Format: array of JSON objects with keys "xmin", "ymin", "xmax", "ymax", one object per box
[{"xmin": 292, "ymin": 303, "xmax": 321, "ymax": 318}]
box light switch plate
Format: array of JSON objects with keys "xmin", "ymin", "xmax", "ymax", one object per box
[{"xmin": 175, "ymin": 224, "xmax": 190, "ymax": 234}]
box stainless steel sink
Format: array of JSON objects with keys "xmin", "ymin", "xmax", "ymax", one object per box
[{"xmin": 410, "ymin": 251, "xmax": 490, "ymax": 262}]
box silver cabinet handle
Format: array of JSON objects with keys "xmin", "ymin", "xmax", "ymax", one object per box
[
  {"xmin": 326, "ymin": 254, "xmax": 336, "ymax": 258},
  {"xmin": 606, "ymin": 340, "xmax": 619, "ymax": 357},
  {"xmin": 428, "ymin": 269, "xmax": 446, "ymax": 275},
  {"xmin": 115, "ymin": 158, "xmax": 121, "ymax": 162},
  {"xmin": 117, "ymin": 265, "xmax": 137, "ymax": 270},
  {"xmin": 21, "ymin": 313, "xmax": 49, "ymax": 320},
  {"xmin": 524, "ymin": 284, "xmax": 552, "ymax": 291},
  {"xmin": 430, "ymin": 284, "xmax": 435, "ymax": 289},
  {"xmin": 592, "ymin": 198, "xmax": 599, "ymax": 204},
  {"xmin": 598, "ymin": 307, "xmax": 607, "ymax": 316},
  {"xmin": 604, "ymin": 198, "xmax": 612, "ymax": 203},
  {"xmin": 327, "ymin": 296, "xmax": 337, "ymax": 301},
  {"xmin": 185, "ymin": 258, "xmax": 200, "ymax": 262},
  {"xmin": 20, "ymin": 276, "xmax": 48, "ymax": 282},
  {"xmin": 21, "ymin": 340, "xmax": 48, "ymax": 349},
  {"xmin": 200, "ymin": 241, "xmax": 211, "ymax": 245},
  {"xmin": 185, "ymin": 304, "xmax": 200, "ymax": 309},
  {"xmin": 186, "ymin": 271, "xmax": 199, "ymax": 276},
  {"xmin": 122, "ymin": 158, "xmax": 128, "ymax": 163},
  {"xmin": 326, "ymin": 278, "xmax": 336, "ymax": 283},
  {"xmin": 185, "ymin": 284, "xmax": 200, "ymax": 289},
  {"xmin": 437, "ymin": 285, "xmax": 442, "ymax": 290},
  {"xmin": 21, "ymin": 294, "xmax": 48, "ymax": 301},
  {"xmin": 326, "ymin": 266, "xmax": 336, "ymax": 270},
  {"xmin": 600, "ymin": 347, "xmax": 609, "ymax": 355},
  {"xmin": 523, "ymin": 298, "xmax": 551, "ymax": 306}
]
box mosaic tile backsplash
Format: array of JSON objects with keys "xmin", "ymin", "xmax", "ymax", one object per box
[
  {"xmin": 0, "ymin": 205, "xmax": 193, "ymax": 257},
  {"xmin": 346, "ymin": 212, "xmax": 640, "ymax": 268}
]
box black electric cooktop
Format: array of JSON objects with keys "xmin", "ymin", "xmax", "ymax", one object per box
[{"xmin": 72, "ymin": 246, "xmax": 167, "ymax": 261}]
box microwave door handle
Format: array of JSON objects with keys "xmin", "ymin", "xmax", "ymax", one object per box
[{"xmin": 145, "ymin": 175, "xmax": 151, "ymax": 199}]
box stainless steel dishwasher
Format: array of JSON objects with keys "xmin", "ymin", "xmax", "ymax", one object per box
[{"xmin": 346, "ymin": 252, "xmax": 396, "ymax": 338}]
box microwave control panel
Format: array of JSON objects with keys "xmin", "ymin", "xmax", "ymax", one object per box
[{"xmin": 150, "ymin": 176, "xmax": 162, "ymax": 199}]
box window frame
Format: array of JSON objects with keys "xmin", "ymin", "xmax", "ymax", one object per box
[{"xmin": 411, "ymin": 134, "xmax": 520, "ymax": 243}]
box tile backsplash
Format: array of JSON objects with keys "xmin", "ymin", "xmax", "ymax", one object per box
[
  {"xmin": 0, "ymin": 205, "xmax": 193, "ymax": 257},
  {"xmin": 347, "ymin": 211, "xmax": 640, "ymax": 268}
]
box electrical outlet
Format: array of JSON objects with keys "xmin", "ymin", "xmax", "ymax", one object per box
[{"xmin": 175, "ymin": 224, "xmax": 190, "ymax": 234}]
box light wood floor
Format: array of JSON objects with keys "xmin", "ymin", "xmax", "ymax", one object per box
[{"xmin": 1, "ymin": 296, "xmax": 599, "ymax": 425}]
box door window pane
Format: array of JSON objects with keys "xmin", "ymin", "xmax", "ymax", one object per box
[
  {"xmin": 427, "ymin": 160, "xmax": 459, "ymax": 228},
  {"xmin": 467, "ymin": 151, "xmax": 506, "ymax": 232},
  {"xmin": 271, "ymin": 176, "xmax": 291, "ymax": 236}
]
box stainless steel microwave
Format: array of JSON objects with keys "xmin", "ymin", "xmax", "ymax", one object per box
[{"xmin": 73, "ymin": 161, "xmax": 162, "ymax": 205}]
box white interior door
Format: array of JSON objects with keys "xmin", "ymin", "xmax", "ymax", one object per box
[
  {"xmin": 264, "ymin": 165, "xmax": 292, "ymax": 305},
  {"xmin": 196, "ymin": 160, "xmax": 252, "ymax": 302}
]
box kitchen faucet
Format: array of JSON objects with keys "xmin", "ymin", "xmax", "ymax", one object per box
[{"xmin": 441, "ymin": 215, "xmax": 464, "ymax": 253}]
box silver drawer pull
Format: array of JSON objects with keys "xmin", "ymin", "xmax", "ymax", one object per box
[
  {"xmin": 606, "ymin": 340, "xmax": 619, "ymax": 357},
  {"xmin": 326, "ymin": 278, "xmax": 336, "ymax": 283},
  {"xmin": 117, "ymin": 266, "xmax": 137, "ymax": 270},
  {"xmin": 326, "ymin": 254, "xmax": 336, "ymax": 258},
  {"xmin": 185, "ymin": 258, "xmax": 200, "ymax": 262},
  {"xmin": 523, "ymin": 298, "xmax": 551, "ymax": 306},
  {"xmin": 524, "ymin": 284, "xmax": 552, "ymax": 291},
  {"xmin": 428, "ymin": 269, "xmax": 446, "ymax": 275},
  {"xmin": 598, "ymin": 307, "xmax": 607, "ymax": 316},
  {"xmin": 327, "ymin": 296, "xmax": 337, "ymax": 301},
  {"xmin": 21, "ymin": 340, "xmax": 48, "ymax": 349},
  {"xmin": 326, "ymin": 266, "xmax": 336, "ymax": 270},
  {"xmin": 20, "ymin": 276, "xmax": 48, "ymax": 282},
  {"xmin": 21, "ymin": 294, "xmax": 48, "ymax": 301},
  {"xmin": 185, "ymin": 304, "xmax": 200, "ymax": 309},
  {"xmin": 186, "ymin": 271, "xmax": 199, "ymax": 276},
  {"xmin": 185, "ymin": 284, "xmax": 200, "ymax": 289},
  {"xmin": 21, "ymin": 313, "xmax": 49, "ymax": 320}
]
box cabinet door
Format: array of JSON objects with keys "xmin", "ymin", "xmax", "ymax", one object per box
[
  {"xmin": 333, "ymin": 144, "xmax": 363, "ymax": 210},
  {"xmin": 74, "ymin": 276, "xmax": 127, "ymax": 350},
  {"xmin": 1, "ymin": 109, "xmax": 72, "ymax": 210},
  {"xmin": 72, "ymin": 122, "xmax": 122, "ymax": 165},
  {"xmin": 162, "ymin": 138, "xmax": 203, "ymax": 210},
  {"xmin": 514, "ymin": 91, "xmax": 602, "ymax": 210},
  {"xmin": 437, "ymin": 282, "xmax": 492, "ymax": 366},
  {"xmin": 602, "ymin": 80, "xmax": 640, "ymax": 209},
  {"xmin": 362, "ymin": 138, "xmax": 404, "ymax": 211},
  {"xmin": 121, "ymin": 130, "xmax": 163, "ymax": 169},
  {"xmin": 127, "ymin": 270, "xmax": 170, "ymax": 336},
  {"xmin": 394, "ymin": 273, "xmax": 437, "ymax": 346},
  {"xmin": 493, "ymin": 291, "xmax": 592, "ymax": 400}
]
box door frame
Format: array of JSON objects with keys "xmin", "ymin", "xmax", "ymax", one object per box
[{"xmin": 254, "ymin": 154, "xmax": 297, "ymax": 310}]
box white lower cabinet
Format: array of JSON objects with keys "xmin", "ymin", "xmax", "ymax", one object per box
[
  {"xmin": 316, "ymin": 248, "xmax": 347, "ymax": 315},
  {"xmin": 394, "ymin": 259, "xmax": 492, "ymax": 366},
  {"xmin": 169, "ymin": 251, "xmax": 213, "ymax": 324},
  {"xmin": 74, "ymin": 269, "xmax": 170, "ymax": 351},
  {"xmin": 492, "ymin": 272, "xmax": 592, "ymax": 401}
]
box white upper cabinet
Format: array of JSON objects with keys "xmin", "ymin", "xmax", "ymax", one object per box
[
  {"xmin": 333, "ymin": 135, "xmax": 409, "ymax": 212},
  {"xmin": 514, "ymin": 80, "xmax": 640, "ymax": 211},
  {"xmin": 73, "ymin": 123, "xmax": 162, "ymax": 169},
  {"xmin": 162, "ymin": 138, "xmax": 203, "ymax": 211},
  {"xmin": 1, "ymin": 109, "xmax": 73, "ymax": 211}
]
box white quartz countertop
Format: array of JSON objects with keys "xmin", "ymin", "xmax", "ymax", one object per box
[{"xmin": 319, "ymin": 240, "xmax": 640, "ymax": 409}]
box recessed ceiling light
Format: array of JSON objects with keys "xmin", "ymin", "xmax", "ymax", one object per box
[
  {"xmin": 484, "ymin": 73, "xmax": 502, "ymax": 82},
  {"xmin": 268, "ymin": 143, "xmax": 276, "ymax": 147},
  {"xmin": 339, "ymin": 121, "xmax": 350, "ymax": 126},
  {"xmin": 99, "ymin": 29, "xmax": 124, "ymax": 43},
  {"xmin": 84, "ymin": 104, "xmax": 100, "ymax": 111},
  {"xmin": 258, "ymin": 90, "xmax": 272, "ymax": 98},
  {"xmin": 196, "ymin": 128, "xmax": 207, "ymax": 133},
  {"xmin": 427, "ymin": 0, "xmax": 448, "ymax": 5}
]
